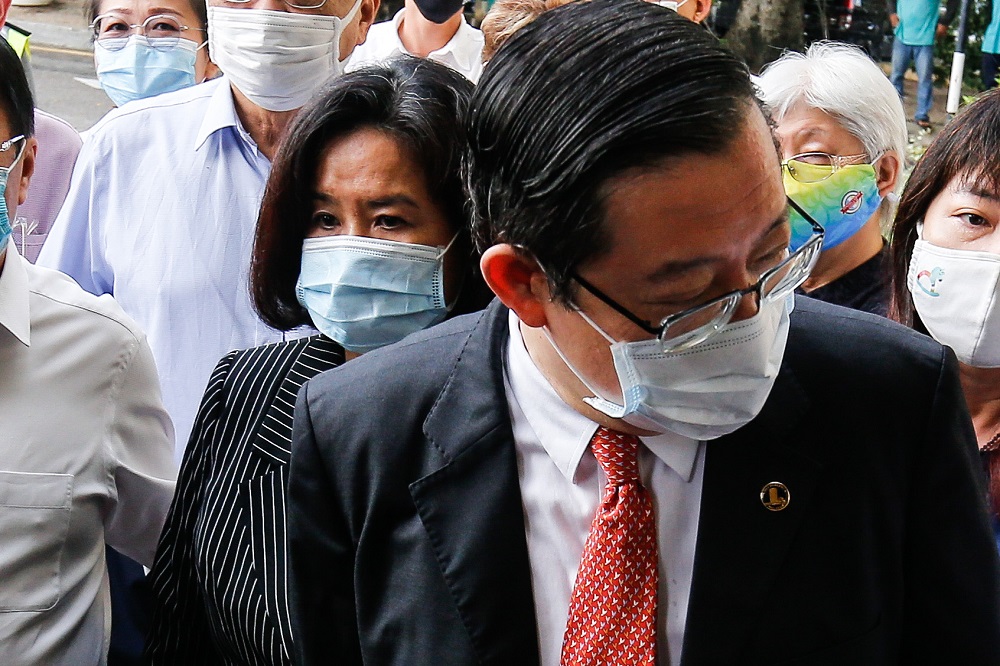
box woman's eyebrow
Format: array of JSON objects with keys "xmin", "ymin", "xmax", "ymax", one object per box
[
  {"xmin": 365, "ymin": 195, "xmax": 419, "ymax": 208},
  {"xmin": 958, "ymin": 185, "xmax": 1000, "ymax": 203}
]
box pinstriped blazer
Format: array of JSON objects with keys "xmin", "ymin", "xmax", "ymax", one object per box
[{"xmin": 145, "ymin": 335, "xmax": 343, "ymax": 665}]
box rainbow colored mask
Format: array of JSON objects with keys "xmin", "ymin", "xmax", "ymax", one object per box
[{"xmin": 783, "ymin": 161, "xmax": 882, "ymax": 252}]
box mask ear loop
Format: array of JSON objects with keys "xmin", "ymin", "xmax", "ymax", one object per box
[
  {"xmin": 194, "ymin": 40, "xmax": 212, "ymax": 83},
  {"xmin": 505, "ymin": 244, "xmax": 633, "ymax": 416},
  {"xmin": 438, "ymin": 231, "xmax": 464, "ymax": 312}
]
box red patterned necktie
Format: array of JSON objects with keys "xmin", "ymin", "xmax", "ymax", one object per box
[{"xmin": 560, "ymin": 427, "xmax": 659, "ymax": 666}]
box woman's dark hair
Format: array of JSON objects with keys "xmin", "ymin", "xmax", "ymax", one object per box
[
  {"xmin": 85, "ymin": 0, "xmax": 209, "ymax": 36},
  {"xmin": 465, "ymin": 0, "xmax": 757, "ymax": 304},
  {"xmin": 888, "ymin": 89, "xmax": 1000, "ymax": 329},
  {"xmin": 252, "ymin": 56, "xmax": 490, "ymax": 330},
  {"xmin": 0, "ymin": 40, "xmax": 34, "ymax": 138}
]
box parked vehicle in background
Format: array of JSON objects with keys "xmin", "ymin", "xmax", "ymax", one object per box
[{"xmin": 712, "ymin": 0, "xmax": 893, "ymax": 61}]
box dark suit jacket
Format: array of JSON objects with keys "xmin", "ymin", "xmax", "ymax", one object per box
[
  {"xmin": 146, "ymin": 335, "xmax": 343, "ymax": 665},
  {"xmin": 287, "ymin": 297, "xmax": 1000, "ymax": 665}
]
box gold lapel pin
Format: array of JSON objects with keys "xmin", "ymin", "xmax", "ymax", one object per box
[{"xmin": 760, "ymin": 482, "xmax": 790, "ymax": 511}]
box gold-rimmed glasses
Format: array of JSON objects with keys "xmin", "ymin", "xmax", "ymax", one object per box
[{"xmin": 782, "ymin": 151, "xmax": 871, "ymax": 184}]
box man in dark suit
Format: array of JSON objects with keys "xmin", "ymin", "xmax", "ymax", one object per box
[{"xmin": 287, "ymin": 2, "xmax": 1000, "ymax": 664}]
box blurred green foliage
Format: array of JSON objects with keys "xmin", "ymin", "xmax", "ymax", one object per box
[{"xmin": 933, "ymin": 0, "xmax": 992, "ymax": 89}]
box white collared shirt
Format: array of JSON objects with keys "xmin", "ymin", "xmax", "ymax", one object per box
[
  {"xmin": 503, "ymin": 311, "xmax": 704, "ymax": 666},
  {"xmin": 38, "ymin": 78, "xmax": 288, "ymax": 461},
  {"xmin": 346, "ymin": 8, "xmax": 485, "ymax": 83},
  {"xmin": 0, "ymin": 245, "xmax": 175, "ymax": 665}
]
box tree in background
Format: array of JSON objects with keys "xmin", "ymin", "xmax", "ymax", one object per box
[
  {"xmin": 934, "ymin": 0, "xmax": 989, "ymax": 89},
  {"xmin": 725, "ymin": 0, "xmax": 804, "ymax": 71}
]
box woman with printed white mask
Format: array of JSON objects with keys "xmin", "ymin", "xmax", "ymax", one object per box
[
  {"xmin": 888, "ymin": 88, "xmax": 1000, "ymax": 550},
  {"xmin": 758, "ymin": 42, "xmax": 906, "ymax": 316},
  {"xmin": 144, "ymin": 57, "xmax": 492, "ymax": 665},
  {"xmin": 88, "ymin": 0, "xmax": 217, "ymax": 106}
]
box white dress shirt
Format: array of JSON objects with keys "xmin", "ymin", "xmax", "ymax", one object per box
[
  {"xmin": 504, "ymin": 311, "xmax": 704, "ymax": 666},
  {"xmin": 38, "ymin": 78, "xmax": 288, "ymax": 460},
  {"xmin": 0, "ymin": 245, "xmax": 175, "ymax": 665},
  {"xmin": 346, "ymin": 8, "xmax": 485, "ymax": 83}
]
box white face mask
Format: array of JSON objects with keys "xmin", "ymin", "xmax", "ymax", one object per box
[
  {"xmin": 653, "ymin": 0, "xmax": 689, "ymax": 11},
  {"xmin": 544, "ymin": 294, "xmax": 793, "ymax": 440},
  {"xmin": 907, "ymin": 229, "xmax": 1000, "ymax": 368},
  {"xmin": 207, "ymin": 0, "xmax": 362, "ymax": 112}
]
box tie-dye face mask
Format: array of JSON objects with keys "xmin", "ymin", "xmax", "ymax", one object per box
[{"xmin": 783, "ymin": 160, "xmax": 882, "ymax": 252}]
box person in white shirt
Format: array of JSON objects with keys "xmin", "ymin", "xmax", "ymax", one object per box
[
  {"xmin": 347, "ymin": 0, "xmax": 483, "ymax": 82},
  {"xmin": 39, "ymin": 0, "xmax": 380, "ymax": 460},
  {"xmin": 0, "ymin": 40, "xmax": 175, "ymax": 665}
]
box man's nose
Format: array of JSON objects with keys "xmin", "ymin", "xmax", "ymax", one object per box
[{"xmin": 730, "ymin": 290, "xmax": 761, "ymax": 323}]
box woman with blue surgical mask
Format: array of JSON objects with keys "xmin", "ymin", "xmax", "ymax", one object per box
[
  {"xmin": 144, "ymin": 57, "xmax": 492, "ymax": 664},
  {"xmin": 87, "ymin": 0, "xmax": 217, "ymax": 106},
  {"xmin": 889, "ymin": 88, "xmax": 1000, "ymax": 552},
  {"xmin": 758, "ymin": 42, "xmax": 905, "ymax": 316}
]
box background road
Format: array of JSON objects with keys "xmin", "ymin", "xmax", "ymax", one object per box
[{"xmin": 31, "ymin": 45, "xmax": 114, "ymax": 131}]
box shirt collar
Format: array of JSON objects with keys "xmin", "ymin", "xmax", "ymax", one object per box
[
  {"xmin": 506, "ymin": 310, "xmax": 700, "ymax": 484},
  {"xmin": 0, "ymin": 244, "xmax": 31, "ymax": 346},
  {"xmin": 391, "ymin": 8, "xmax": 481, "ymax": 73},
  {"xmin": 194, "ymin": 76, "xmax": 257, "ymax": 154}
]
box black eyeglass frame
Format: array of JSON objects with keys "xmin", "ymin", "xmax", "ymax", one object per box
[{"xmin": 571, "ymin": 198, "xmax": 825, "ymax": 348}]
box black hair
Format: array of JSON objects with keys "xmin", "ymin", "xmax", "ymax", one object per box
[
  {"xmin": 253, "ymin": 56, "xmax": 492, "ymax": 330},
  {"xmin": 0, "ymin": 39, "xmax": 33, "ymax": 138},
  {"xmin": 465, "ymin": 0, "xmax": 757, "ymax": 304}
]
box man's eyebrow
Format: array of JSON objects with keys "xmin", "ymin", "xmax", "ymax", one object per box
[{"xmin": 643, "ymin": 213, "xmax": 788, "ymax": 283}]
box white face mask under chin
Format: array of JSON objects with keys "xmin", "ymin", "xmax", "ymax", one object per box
[
  {"xmin": 208, "ymin": 0, "xmax": 362, "ymax": 112},
  {"xmin": 908, "ymin": 231, "xmax": 1000, "ymax": 368},
  {"xmin": 542, "ymin": 294, "xmax": 793, "ymax": 440}
]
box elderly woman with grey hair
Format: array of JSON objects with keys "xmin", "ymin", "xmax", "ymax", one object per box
[{"xmin": 758, "ymin": 41, "xmax": 907, "ymax": 316}]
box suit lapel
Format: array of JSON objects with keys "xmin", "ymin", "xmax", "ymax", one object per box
[
  {"xmin": 250, "ymin": 336, "xmax": 344, "ymax": 466},
  {"xmin": 244, "ymin": 336, "xmax": 344, "ymax": 656},
  {"xmin": 409, "ymin": 301, "xmax": 541, "ymax": 666},
  {"xmin": 682, "ymin": 359, "xmax": 823, "ymax": 664}
]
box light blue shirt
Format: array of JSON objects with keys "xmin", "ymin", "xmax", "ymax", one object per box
[
  {"xmin": 38, "ymin": 77, "xmax": 286, "ymax": 461},
  {"xmin": 985, "ymin": 1, "xmax": 1000, "ymax": 54},
  {"xmin": 896, "ymin": 0, "xmax": 941, "ymax": 46}
]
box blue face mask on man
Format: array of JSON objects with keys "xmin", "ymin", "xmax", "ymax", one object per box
[
  {"xmin": 0, "ymin": 135, "xmax": 26, "ymax": 252},
  {"xmin": 295, "ymin": 234, "xmax": 459, "ymax": 353},
  {"xmin": 94, "ymin": 36, "xmax": 201, "ymax": 106}
]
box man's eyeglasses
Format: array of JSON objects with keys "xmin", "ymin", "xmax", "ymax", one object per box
[
  {"xmin": 572, "ymin": 199, "xmax": 825, "ymax": 353},
  {"xmin": 0, "ymin": 135, "xmax": 26, "ymax": 173},
  {"xmin": 90, "ymin": 13, "xmax": 204, "ymax": 50},
  {"xmin": 782, "ymin": 151, "xmax": 871, "ymax": 184},
  {"xmin": 222, "ymin": 0, "xmax": 330, "ymax": 11}
]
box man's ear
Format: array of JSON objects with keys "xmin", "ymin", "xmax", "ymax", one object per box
[
  {"xmin": 15, "ymin": 137, "xmax": 37, "ymax": 207},
  {"xmin": 355, "ymin": 0, "xmax": 380, "ymax": 45},
  {"xmin": 480, "ymin": 244, "xmax": 552, "ymax": 328},
  {"xmin": 875, "ymin": 151, "xmax": 901, "ymax": 199},
  {"xmin": 692, "ymin": 0, "xmax": 712, "ymax": 23}
]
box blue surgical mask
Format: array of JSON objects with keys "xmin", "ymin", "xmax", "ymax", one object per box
[
  {"xmin": 0, "ymin": 170, "xmax": 12, "ymax": 252},
  {"xmin": 296, "ymin": 234, "xmax": 458, "ymax": 353},
  {"xmin": 94, "ymin": 36, "xmax": 200, "ymax": 106},
  {"xmin": 0, "ymin": 136, "xmax": 26, "ymax": 252}
]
